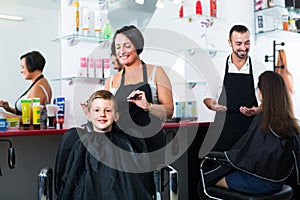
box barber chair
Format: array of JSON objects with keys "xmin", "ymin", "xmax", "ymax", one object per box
[
  {"xmin": 38, "ymin": 165, "xmax": 178, "ymax": 200},
  {"xmin": 199, "ymin": 152, "xmax": 293, "ymax": 200}
]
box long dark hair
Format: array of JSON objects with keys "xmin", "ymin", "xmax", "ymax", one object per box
[{"xmin": 258, "ymin": 71, "xmax": 300, "ymax": 136}]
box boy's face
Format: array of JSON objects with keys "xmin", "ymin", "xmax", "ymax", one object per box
[{"xmin": 87, "ymin": 98, "xmax": 119, "ymax": 133}]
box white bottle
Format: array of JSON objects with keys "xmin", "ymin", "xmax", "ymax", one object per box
[
  {"xmin": 94, "ymin": 9, "xmax": 102, "ymax": 37},
  {"xmin": 82, "ymin": 7, "xmax": 90, "ymax": 36}
]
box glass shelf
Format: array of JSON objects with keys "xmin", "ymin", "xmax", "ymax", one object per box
[
  {"xmin": 52, "ymin": 76, "xmax": 107, "ymax": 85},
  {"xmin": 52, "ymin": 34, "xmax": 111, "ymax": 43},
  {"xmin": 52, "ymin": 76, "xmax": 106, "ymax": 81},
  {"xmin": 255, "ymin": 5, "xmax": 300, "ymax": 19},
  {"xmin": 255, "ymin": 28, "xmax": 300, "ymax": 38},
  {"xmin": 173, "ymin": 82, "xmax": 206, "ymax": 89},
  {"xmin": 173, "ymin": 14, "xmax": 225, "ymax": 25},
  {"xmin": 176, "ymin": 48, "xmax": 227, "ymax": 54},
  {"xmin": 255, "ymin": 5, "xmax": 287, "ymax": 16}
]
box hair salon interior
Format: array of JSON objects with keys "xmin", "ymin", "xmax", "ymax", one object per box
[{"xmin": 0, "ymin": 0, "xmax": 300, "ymax": 199}]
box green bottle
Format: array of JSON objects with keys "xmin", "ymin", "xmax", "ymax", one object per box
[{"xmin": 102, "ymin": 20, "xmax": 113, "ymax": 39}]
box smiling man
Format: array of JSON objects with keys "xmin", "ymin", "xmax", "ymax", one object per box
[{"xmin": 203, "ymin": 25, "xmax": 262, "ymax": 152}]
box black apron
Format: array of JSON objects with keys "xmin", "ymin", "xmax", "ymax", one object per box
[
  {"xmin": 212, "ymin": 56, "xmax": 258, "ymax": 151},
  {"xmin": 115, "ymin": 63, "xmax": 165, "ymax": 153}
]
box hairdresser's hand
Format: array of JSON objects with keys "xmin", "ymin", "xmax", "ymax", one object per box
[
  {"xmin": 240, "ymin": 106, "xmax": 259, "ymax": 117},
  {"xmin": 127, "ymin": 90, "xmax": 150, "ymax": 111},
  {"xmin": 211, "ymin": 100, "xmax": 227, "ymax": 112},
  {"xmin": 80, "ymin": 100, "xmax": 89, "ymax": 116}
]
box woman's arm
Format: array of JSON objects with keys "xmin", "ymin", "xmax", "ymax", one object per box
[
  {"xmin": 127, "ymin": 66, "xmax": 174, "ymax": 120},
  {"xmin": 0, "ymin": 100, "xmax": 17, "ymax": 114},
  {"xmin": 153, "ymin": 66, "xmax": 174, "ymax": 119}
]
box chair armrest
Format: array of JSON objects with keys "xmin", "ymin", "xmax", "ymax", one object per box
[
  {"xmin": 38, "ymin": 167, "xmax": 53, "ymax": 200},
  {"xmin": 204, "ymin": 151, "xmax": 231, "ymax": 168},
  {"xmin": 154, "ymin": 165, "xmax": 178, "ymax": 200}
]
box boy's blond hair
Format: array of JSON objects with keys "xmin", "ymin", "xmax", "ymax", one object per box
[{"xmin": 87, "ymin": 90, "xmax": 117, "ymax": 112}]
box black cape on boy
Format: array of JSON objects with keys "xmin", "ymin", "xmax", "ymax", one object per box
[{"xmin": 55, "ymin": 124, "xmax": 153, "ymax": 200}]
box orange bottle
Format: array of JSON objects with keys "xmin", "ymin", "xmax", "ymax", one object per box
[
  {"xmin": 210, "ymin": 0, "xmax": 217, "ymax": 17},
  {"xmin": 282, "ymin": 14, "xmax": 289, "ymax": 31}
]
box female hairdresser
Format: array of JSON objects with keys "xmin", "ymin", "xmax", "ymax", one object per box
[
  {"xmin": 104, "ymin": 25, "xmax": 174, "ymax": 165},
  {"xmin": 0, "ymin": 51, "xmax": 52, "ymax": 118}
]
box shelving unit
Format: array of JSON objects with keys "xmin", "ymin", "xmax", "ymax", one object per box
[
  {"xmin": 52, "ymin": 33, "xmax": 110, "ymax": 43},
  {"xmin": 254, "ymin": 5, "xmax": 300, "ymax": 37}
]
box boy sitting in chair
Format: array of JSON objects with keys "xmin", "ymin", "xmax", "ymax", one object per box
[{"xmin": 55, "ymin": 90, "xmax": 153, "ymax": 200}]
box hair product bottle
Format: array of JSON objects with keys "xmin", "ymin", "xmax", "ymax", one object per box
[
  {"xmin": 94, "ymin": 9, "xmax": 102, "ymax": 37},
  {"xmin": 82, "ymin": 7, "xmax": 90, "ymax": 36},
  {"xmin": 32, "ymin": 98, "xmax": 41, "ymax": 129},
  {"xmin": 196, "ymin": 0, "xmax": 202, "ymax": 15},
  {"xmin": 73, "ymin": 1, "xmax": 80, "ymax": 34}
]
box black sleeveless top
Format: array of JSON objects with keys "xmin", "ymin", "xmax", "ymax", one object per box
[{"xmin": 114, "ymin": 63, "xmax": 165, "ymax": 153}]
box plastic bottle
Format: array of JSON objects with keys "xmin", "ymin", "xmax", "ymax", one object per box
[
  {"xmin": 179, "ymin": 4, "xmax": 183, "ymax": 18},
  {"xmin": 282, "ymin": 13, "xmax": 289, "ymax": 31},
  {"xmin": 257, "ymin": 15, "xmax": 264, "ymax": 33},
  {"xmin": 82, "ymin": 7, "xmax": 90, "ymax": 36},
  {"xmin": 0, "ymin": 107, "xmax": 7, "ymax": 131},
  {"xmin": 102, "ymin": 20, "xmax": 113, "ymax": 39},
  {"xmin": 94, "ymin": 6, "xmax": 103, "ymax": 37},
  {"xmin": 210, "ymin": 0, "xmax": 217, "ymax": 17},
  {"xmin": 32, "ymin": 98, "xmax": 41, "ymax": 129},
  {"xmin": 196, "ymin": 0, "xmax": 202, "ymax": 15},
  {"xmin": 289, "ymin": 19, "xmax": 297, "ymax": 32},
  {"xmin": 54, "ymin": 97, "xmax": 65, "ymax": 129},
  {"xmin": 73, "ymin": 1, "xmax": 80, "ymax": 34},
  {"xmin": 21, "ymin": 99, "xmax": 32, "ymax": 129}
]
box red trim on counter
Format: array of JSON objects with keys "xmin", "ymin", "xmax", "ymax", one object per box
[
  {"xmin": 0, "ymin": 121, "xmax": 211, "ymax": 137},
  {"xmin": 0, "ymin": 128, "xmax": 68, "ymax": 137},
  {"xmin": 162, "ymin": 121, "xmax": 211, "ymax": 129}
]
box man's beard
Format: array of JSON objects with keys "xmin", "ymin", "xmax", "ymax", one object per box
[{"xmin": 233, "ymin": 49, "xmax": 249, "ymax": 59}]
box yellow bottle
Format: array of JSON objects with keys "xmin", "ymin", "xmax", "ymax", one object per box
[
  {"xmin": 32, "ymin": 98, "xmax": 41, "ymax": 129},
  {"xmin": 21, "ymin": 99, "xmax": 32, "ymax": 129},
  {"xmin": 73, "ymin": 1, "xmax": 80, "ymax": 34}
]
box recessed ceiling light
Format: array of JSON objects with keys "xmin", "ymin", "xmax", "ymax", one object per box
[{"xmin": 0, "ymin": 14, "xmax": 24, "ymax": 21}]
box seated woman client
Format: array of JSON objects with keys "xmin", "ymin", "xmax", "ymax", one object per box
[
  {"xmin": 0, "ymin": 50, "xmax": 52, "ymax": 118},
  {"xmin": 206, "ymin": 71, "xmax": 300, "ymax": 194}
]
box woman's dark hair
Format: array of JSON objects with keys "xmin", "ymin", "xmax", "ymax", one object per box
[
  {"xmin": 111, "ymin": 40, "xmax": 116, "ymax": 57},
  {"xmin": 258, "ymin": 71, "xmax": 300, "ymax": 136},
  {"xmin": 20, "ymin": 51, "xmax": 46, "ymax": 73},
  {"xmin": 229, "ymin": 25, "xmax": 249, "ymax": 41},
  {"xmin": 113, "ymin": 25, "xmax": 144, "ymax": 55}
]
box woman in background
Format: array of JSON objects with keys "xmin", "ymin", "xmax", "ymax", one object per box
[
  {"xmin": 0, "ymin": 50, "xmax": 52, "ymax": 118},
  {"xmin": 275, "ymin": 49, "xmax": 294, "ymax": 112}
]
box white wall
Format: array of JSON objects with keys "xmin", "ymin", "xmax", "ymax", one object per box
[
  {"xmin": 145, "ymin": 0, "xmax": 300, "ymax": 120},
  {"xmin": 2, "ymin": 0, "xmax": 299, "ymax": 124},
  {"xmin": 0, "ymin": 2, "xmax": 60, "ymax": 104}
]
